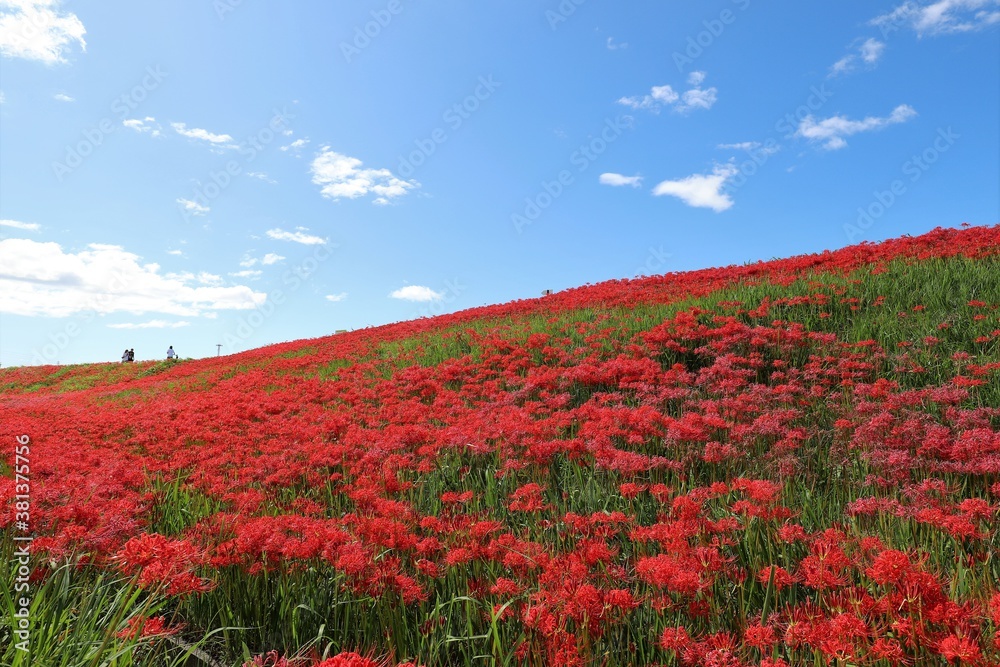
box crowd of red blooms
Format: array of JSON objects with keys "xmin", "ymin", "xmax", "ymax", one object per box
[{"xmin": 2, "ymin": 225, "xmax": 999, "ymax": 666}]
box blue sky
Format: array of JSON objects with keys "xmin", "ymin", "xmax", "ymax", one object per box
[{"xmin": 1, "ymin": 0, "xmax": 997, "ymax": 366}]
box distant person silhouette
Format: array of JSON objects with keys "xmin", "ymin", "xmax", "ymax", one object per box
[
  {"xmin": 128, "ymin": 349, "xmax": 135, "ymax": 362},
  {"xmin": 122, "ymin": 349, "xmax": 129, "ymax": 363},
  {"xmin": 167, "ymin": 346, "xmax": 176, "ymax": 361}
]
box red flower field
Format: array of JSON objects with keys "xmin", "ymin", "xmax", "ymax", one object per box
[{"xmin": 2, "ymin": 225, "xmax": 999, "ymax": 666}]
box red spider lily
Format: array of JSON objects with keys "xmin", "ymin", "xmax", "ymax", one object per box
[
  {"xmin": 114, "ymin": 533, "xmax": 212, "ymax": 596},
  {"xmin": 116, "ymin": 615, "xmax": 180, "ymax": 640}
]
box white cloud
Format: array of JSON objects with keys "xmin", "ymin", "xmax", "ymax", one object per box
[
  {"xmin": 717, "ymin": 141, "xmax": 780, "ymax": 156},
  {"xmin": 872, "ymin": 0, "xmax": 1000, "ymax": 35},
  {"xmin": 0, "ymin": 0, "xmax": 86, "ymax": 64},
  {"xmin": 247, "ymin": 171, "xmax": 276, "ymax": 184},
  {"xmin": 0, "ymin": 239, "xmax": 267, "ymax": 317},
  {"xmin": 325, "ymin": 292, "xmax": 348, "ymax": 302},
  {"xmin": 606, "ymin": 36, "xmax": 628, "ymax": 50},
  {"xmin": 171, "ymin": 122, "xmax": 234, "ymax": 147},
  {"xmin": 860, "ymin": 38, "xmax": 886, "ymax": 62},
  {"xmin": 310, "ymin": 147, "xmax": 418, "ymax": 205},
  {"xmin": 390, "ymin": 285, "xmax": 444, "ymax": 302},
  {"xmin": 617, "ymin": 85, "xmax": 678, "ymax": 111},
  {"xmin": 198, "ymin": 271, "xmax": 222, "ymax": 286},
  {"xmin": 176, "ymin": 198, "xmax": 209, "ymax": 216},
  {"xmin": 830, "ymin": 56, "xmax": 856, "ymax": 76},
  {"xmin": 162, "ymin": 271, "xmax": 223, "ymax": 287},
  {"xmin": 830, "ymin": 38, "xmax": 886, "ymax": 76},
  {"xmin": 123, "ymin": 116, "xmax": 161, "ymax": 136},
  {"xmin": 266, "ymin": 227, "xmax": 326, "ymax": 245},
  {"xmin": 261, "ymin": 253, "xmax": 284, "ymax": 265},
  {"xmin": 677, "ymin": 86, "xmax": 718, "ymax": 112},
  {"xmin": 166, "ymin": 249, "xmax": 183, "ymax": 256},
  {"xmin": 53, "ymin": 91, "xmax": 73, "ymax": 102},
  {"xmin": 107, "ymin": 319, "xmax": 190, "ymax": 330},
  {"xmin": 280, "ymin": 138, "xmax": 310, "ymax": 152},
  {"xmin": 599, "ymin": 173, "xmax": 643, "ymax": 188},
  {"xmin": 617, "ymin": 72, "xmax": 716, "ymax": 113},
  {"xmin": 229, "ymin": 269, "xmax": 262, "ymax": 279},
  {"xmin": 796, "ymin": 104, "xmax": 917, "ymax": 150},
  {"xmin": 1, "ymin": 218, "xmax": 40, "ymax": 231},
  {"xmin": 652, "ymin": 163, "xmax": 738, "ymax": 212}
]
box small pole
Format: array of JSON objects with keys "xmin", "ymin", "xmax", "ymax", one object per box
[{"xmin": 216, "ymin": 344, "xmax": 222, "ymax": 357}]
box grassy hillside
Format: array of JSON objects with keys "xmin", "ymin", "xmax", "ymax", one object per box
[{"xmin": 2, "ymin": 226, "xmax": 999, "ymax": 667}]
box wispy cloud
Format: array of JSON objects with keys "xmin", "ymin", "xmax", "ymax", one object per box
[
  {"xmin": 796, "ymin": 104, "xmax": 917, "ymax": 150},
  {"xmin": 618, "ymin": 71, "xmax": 717, "ymax": 113},
  {"xmin": 599, "ymin": 173, "xmax": 643, "ymax": 188},
  {"xmin": 247, "ymin": 171, "xmax": 276, "ymax": 184},
  {"xmin": 53, "ymin": 92, "xmax": 74, "ymax": 102},
  {"xmin": 108, "ymin": 319, "xmax": 190, "ymax": 330},
  {"xmin": 229, "ymin": 269, "xmax": 262, "ymax": 279},
  {"xmin": 310, "ymin": 147, "xmax": 418, "ymax": 205},
  {"xmin": 830, "ymin": 38, "xmax": 886, "ymax": 76},
  {"xmin": 1, "ymin": 218, "xmax": 40, "ymax": 231},
  {"xmin": 872, "ymin": 0, "xmax": 1000, "ymax": 35},
  {"xmin": 123, "ymin": 116, "xmax": 161, "ymax": 136},
  {"xmin": 652, "ymin": 163, "xmax": 738, "ymax": 212},
  {"xmin": 390, "ymin": 285, "xmax": 444, "ymax": 302},
  {"xmin": 176, "ymin": 198, "xmax": 209, "ymax": 216},
  {"xmin": 606, "ymin": 36, "xmax": 628, "ymax": 50},
  {"xmin": 163, "ymin": 271, "xmax": 224, "ymax": 287},
  {"xmin": 171, "ymin": 122, "xmax": 235, "ymax": 148},
  {"xmin": 717, "ymin": 141, "xmax": 780, "ymax": 156},
  {"xmin": 0, "ymin": 0, "xmax": 86, "ymax": 64},
  {"xmin": 325, "ymin": 292, "xmax": 348, "ymax": 302},
  {"xmin": 265, "ymin": 227, "xmax": 326, "ymax": 245},
  {"xmin": 280, "ymin": 138, "xmax": 310, "ymax": 152},
  {"xmin": 860, "ymin": 38, "xmax": 886, "ymax": 62},
  {"xmin": 618, "ymin": 85, "xmax": 678, "ymax": 111}
]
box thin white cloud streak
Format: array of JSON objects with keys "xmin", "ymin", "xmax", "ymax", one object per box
[
  {"xmin": 177, "ymin": 198, "xmax": 209, "ymax": 216},
  {"xmin": 265, "ymin": 227, "xmax": 326, "ymax": 245},
  {"xmin": 171, "ymin": 122, "xmax": 234, "ymax": 146},
  {"xmin": 1, "ymin": 218, "xmax": 40, "ymax": 231},
  {"xmin": 599, "ymin": 173, "xmax": 643, "ymax": 188},
  {"xmin": 107, "ymin": 319, "xmax": 190, "ymax": 330},
  {"xmin": 796, "ymin": 104, "xmax": 917, "ymax": 150}
]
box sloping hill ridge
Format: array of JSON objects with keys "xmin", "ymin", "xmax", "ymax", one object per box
[{"xmin": 1, "ymin": 225, "xmax": 999, "ymax": 667}]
